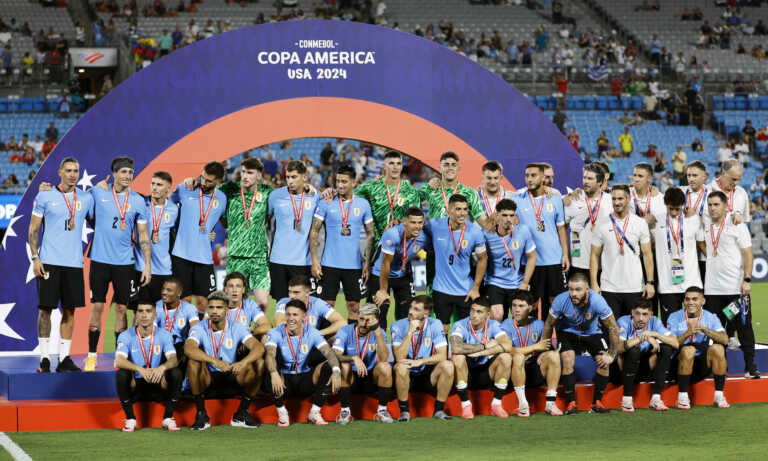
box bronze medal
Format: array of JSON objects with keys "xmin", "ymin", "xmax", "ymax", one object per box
[
  {"xmin": 152, "ymin": 233, "xmax": 159, "ymax": 244},
  {"xmin": 341, "ymin": 225, "xmax": 351, "ymax": 236},
  {"xmin": 200, "ymin": 224, "xmax": 206, "ymax": 233},
  {"xmin": 537, "ymin": 222, "xmax": 545, "ymax": 232},
  {"xmin": 119, "ymin": 222, "xmax": 126, "ymax": 231}
]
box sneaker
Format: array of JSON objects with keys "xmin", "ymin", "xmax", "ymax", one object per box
[
  {"xmin": 676, "ymin": 396, "xmax": 691, "ymax": 410},
  {"xmin": 516, "ymin": 405, "xmax": 530, "ymax": 418},
  {"xmin": 374, "ymin": 409, "xmax": 394, "ymax": 423},
  {"xmin": 37, "ymin": 358, "xmax": 50, "ymax": 373},
  {"xmin": 545, "ymin": 403, "xmax": 563, "ymax": 416},
  {"xmin": 277, "ymin": 407, "xmax": 290, "ymax": 427},
  {"xmin": 190, "ymin": 412, "xmax": 210, "ymax": 431},
  {"xmin": 122, "ymin": 418, "xmax": 136, "ymax": 432},
  {"xmin": 336, "ymin": 408, "xmax": 353, "ymax": 425},
  {"xmin": 649, "ymin": 399, "xmax": 669, "ymax": 411},
  {"xmin": 231, "ymin": 409, "xmax": 260, "ymax": 428},
  {"xmin": 491, "ymin": 403, "xmax": 509, "ymax": 419},
  {"xmin": 432, "ymin": 410, "xmax": 452, "ymax": 420},
  {"xmin": 745, "ymin": 365, "xmax": 761, "ymax": 379},
  {"xmin": 460, "ymin": 403, "xmax": 474, "ymax": 420},
  {"xmin": 397, "ymin": 411, "xmax": 411, "ymax": 422},
  {"xmin": 56, "ymin": 356, "xmax": 81, "ymax": 372},
  {"xmin": 621, "ymin": 403, "xmax": 635, "ymax": 413},
  {"xmin": 307, "ymin": 410, "xmax": 328, "ymax": 426},
  {"xmin": 84, "ymin": 355, "xmax": 97, "ymax": 372},
  {"xmin": 564, "ymin": 401, "xmax": 579, "ymax": 415},
  {"xmin": 162, "ymin": 417, "xmax": 180, "ymax": 431},
  {"xmin": 714, "ymin": 397, "xmax": 730, "ymax": 409},
  {"xmin": 590, "ymin": 400, "xmax": 610, "ymax": 414},
  {"xmin": 727, "ymin": 337, "xmax": 741, "ymax": 350}
]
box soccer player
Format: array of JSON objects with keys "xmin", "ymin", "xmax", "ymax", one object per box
[
  {"xmin": 707, "ymin": 159, "xmax": 750, "ymax": 225},
  {"xmin": 499, "ymin": 290, "xmax": 563, "ymax": 416},
  {"xmin": 391, "ymin": 295, "xmax": 455, "ymax": 421},
  {"xmin": 542, "ymin": 163, "xmax": 556, "ymax": 189},
  {"xmin": 333, "ymin": 303, "xmax": 394, "ymax": 424},
  {"xmin": 430, "ymin": 194, "xmax": 487, "ymax": 334},
  {"xmin": 617, "ymin": 299, "xmax": 678, "ymax": 412},
  {"xmin": 224, "ymin": 271, "xmax": 271, "ymax": 337},
  {"xmin": 590, "ymin": 184, "xmax": 655, "ymax": 318},
  {"xmin": 667, "ymin": 286, "xmax": 730, "ymax": 409},
  {"xmin": 513, "ymin": 163, "xmax": 569, "ymax": 316},
  {"xmin": 268, "ymin": 159, "xmax": 320, "ymax": 300},
  {"xmin": 651, "ymin": 187, "xmax": 703, "ymax": 323},
  {"xmin": 449, "ymin": 297, "xmax": 512, "ymax": 419},
  {"xmin": 174, "ymin": 162, "xmax": 227, "ymax": 316},
  {"xmin": 185, "ymin": 291, "xmax": 265, "ymax": 430},
  {"xmin": 87, "ymin": 157, "xmax": 151, "ymax": 371},
  {"xmin": 476, "ymin": 161, "xmax": 516, "ymax": 221},
  {"xmin": 541, "ymin": 273, "xmax": 621, "ymax": 415},
  {"xmin": 420, "ymin": 151, "xmax": 487, "ymax": 224},
  {"xmin": 29, "ymin": 157, "xmax": 93, "ymax": 372},
  {"xmin": 629, "ymin": 163, "xmax": 665, "ymax": 226},
  {"xmin": 154, "ymin": 278, "xmax": 199, "ymax": 356},
  {"xmin": 274, "ymin": 275, "xmax": 346, "ymax": 336},
  {"xmin": 115, "ymin": 303, "xmax": 182, "ymax": 432},
  {"xmin": 700, "ymin": 191, "xmax": 759, "ymax": 378},
  {"xmin": 370, "ymin": 206, "xmax": 430, "ymax": 327},
  {"xmin": 483, "ymin": 199, "xmax": 536, "ymax": 321},
  {"xmin": 310, "ymin": 165, "xmax": 374, "ymax": 322},
  {"xmin": 264, "ymin": 299, "xmax": 343, "ymax": 426},
  {"xmin": 563, "ymin": 163, "xmax": 613, "ymax": 279}
]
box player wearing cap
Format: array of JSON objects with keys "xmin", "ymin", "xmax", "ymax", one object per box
[
  {"xmin": 274, "ymin": 275, "xmax": 347, "ymax": 336},
  {"xmin": 29, "ymin": 157, "xmax": 93, "ymax": 373}
]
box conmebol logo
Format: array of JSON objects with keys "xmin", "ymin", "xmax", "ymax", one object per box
[{"xmin": 79, "ymin": 51, "xmax": 105, "ymax": 64}]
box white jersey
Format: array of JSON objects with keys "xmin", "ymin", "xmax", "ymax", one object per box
[
  {"xmin": 629, "ymin": 187, "xmax": 665, "ymax": 220},
  {"xmin": 592, "ymin": 213, "xmax": 651, "ymax": 293},
  {"xmin": 565, "ymin": 190, "xmax": 613, "ymax": 270},
  {"xmin": 707, "ymin": 179, "xmax": 751, "ymax": 223},
  {"xmin": 680, "ymin": 185, "xmax": 709, "ymax": 262},
  {"xmin": 703, "ymin": 220, "xmax": 752, "ymax": 296},
  {"xmin": 651, "ymin": 211, "xmax": 703, "ymax": 294}
]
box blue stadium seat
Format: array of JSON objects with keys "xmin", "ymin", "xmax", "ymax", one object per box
[
  {"xmin": 713, "ymin": 96, "xmax": 724, "ymax": 110},
  {"xmin": 608, "ymin": 97, "xmax": 620, "ymax": 110},
  {"xmin": 596, "ymin": 96, "xmax": 609, "ymax": 110},
  {"xmin": 736, "ymin": 98, "xmax": 748, "ymax": 110},
  {"xmin": 631, "ymin": 96, "xmax": 642, "ymax": 111},
  {"xmin": 725, "ymin": 97, "xmax": 736, "ymax": 110},
  {"xmin": 760, "ymin": 97, "xmax": 768, "ymax": 110}
]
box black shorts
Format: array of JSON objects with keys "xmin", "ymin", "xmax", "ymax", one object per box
[
  {"xmin": 433, "ymin": 291, "xmax": 470, "ymax": 325},
  {"xmin": 350, "ymin": 372, "xmax": 378, "ymax": 394},
  {"xmin": 207, "ymin": 371, "xmax": 242, "ymax": 398},
  {"xmin": 484, "ymin": 284, "xmax": 518, "ymax": 319},
  {"xmin": 128, "ymin": 272, "xmax": 170, "ymax": 309},
  {"xmin": 525, "ymin": 358, "xmax": 547, "ymax": 387},
  {"xmin": 409, "ymin": 365, "xmax": 437, "ymax": 393},
  {"xmin": 269, "ymin": 263, "xmax": 315, "ymax": 300},
  {"xmin": 89, "ymin": 261, "xmax": 134, "ymax": 305},
  {"xmin": 171, "ymin": 256, "xmax": 215, "ymax": 298},
  {"xmin": 672, "ymin": 351, "xmax": 712, "ymax": 383},
  {"xmin": 529, "ymin": 264, "xmax": 567, "ymax": 301},
  {"xmin": 263, "ymin": 371, "xmax": 316, "ymax": 397},
  {"xmin": 319, "ymin": 267, "xmax": 362, "ymax": 302},
  {"xmin": 131, "ymin": 378, "xmax": 169, "ymax": 402},
  {"xmin": 557, "ymin": 330, "xmax": 608, "ymax": 357},
  {"xmin": 601, "ymin": 291, "xmax": 644, "ymax": 318},
  {"xmin": 367, "ymin": 274, "xmax": 415, "ymax": 323},
  {"xmin": 619, "ymin": 349, "xmax": 656, "ymax": 381},
  {"xmin": 658, "ymin": 292, "xmax": 684, "ymax": 324},
  {"xmin": 37, "ymin": 264, "xmax": 85, "ymax": 309},
  {"xmin": 467, "ymin": 362, "xmax": 493, "ymax": 390}
]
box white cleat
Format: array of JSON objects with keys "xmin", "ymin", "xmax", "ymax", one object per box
[
  {"xmin": 162, "ymin": 417, "xmax": 180, "ymax": 431},
  {"xmin": 307, "ymin": 409, "xmax": 328, "ymax": 426},
  {"xmin": 122, "ymin": 418, "xmax": 136, "ymax": 432}
]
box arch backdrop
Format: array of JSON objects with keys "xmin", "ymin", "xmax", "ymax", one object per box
[{"xmin": 0, "ymin": 20, "xmax": 582, "ymax": 354}]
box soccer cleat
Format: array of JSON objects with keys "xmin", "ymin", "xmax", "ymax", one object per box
[
  {"xmin": 122, "ymin": 418, "xmax": 136, "ymax": 432},
  {"xmin": 84, "ymin": 355, "xmax": 97, "ymax": 372},
  {"xmin": 432, "ymin": 410, "xmax": 452, "ymax": 420},
  {"xmin": 727, "ymin": 337, "xmax": 741, "ymax": 350},
  {"xmin": 37, "ymin": 358, "xmax": 50, "ymax": 373},
  {"xmin": 545, "ymin": 403, "xmax": 563, "ymax": 416},
  {"xmin": 190, "ymin": 411, "xmax": 211, "ymax": 431},
  {"xmin": 564, "ymin": 401, "xmax": 579, "ymax": 415},
  {"xmin": 621, "ymin": 403, "xmax": 635, "ymax": 413},
  {"xmin": 162, "ymin": 417, "xmax": 180, "ymax": 431},
  {"xmin": 231, "ymin": 410, "xmax": 260, "ymax": 428},
  {"xmin": 277, "ymin": 407, "xmax": 290, "ymax": 427},
  {"xmin": 714, "ymin": 397, "xmax": 730, "ymax": 409},
  {"xmin": 374, "ymin": 409, "xmax": 394, "ymax": 423},
  {"xmin": 397, "ymin": 411, "xmax": 411, "ymax": 422},
  {"xmin": 336, "ymin": 408, "xmax": 353, "ymax": 425},
  {"xmin": 491, "ymin": 403, "xmax": 509, "ymax": 419},
  {"xmin": 745, "ymin": 365, "xmax": 761, "ymax": 379},
  {"xmin": 460, "ymin": 403, "xmax": 474, "ymax": 420},
  {"xmin": 307, "ymin": 410, "xmax": 328, "ymax": 426},
  {"xmin": 590, "ymin": 400, "xmax": 610, "ymax": 414},
  {"xmin": 56, "ymin": 356, "xmax": 81, "ymax": 372},
  {"xmin": 676, "ymin": 396, "xmax": 691, "ymax": 410},
  {"xmin": 516, "ymin": 406, "xmax": 530, "ymax": 418},
  {"xmin": 649, "ymin": 399, "xmax": 669, "ymax": 411}
]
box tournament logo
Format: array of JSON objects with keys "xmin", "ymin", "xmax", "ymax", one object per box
[
  {"xmin": 225, "ymin": 338, "xmax": 234, "ymax": 349},
  {"xmin": 354, "ymin": 207, "xmax": 360, "ymax": 216},
  {"xmin": 512, "ymin": 240, "xmax": 519, "ymax": 250},
  {"xmin": 153, "ymin": 344, "xmax": 161, "ymax": 354},
  {"xmin": 546, "ymin": 203, "xmax": 553, "ymax": 212},
  {"xmin": 300, "ymin": 344, "xmax": 309, "ymax": 354}
]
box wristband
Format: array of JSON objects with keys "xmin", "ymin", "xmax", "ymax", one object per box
[
  {"xmin": 332, "ymin": 366, "xmax": 341, "ymax": 374},
  {"xmin": 31, "ymin": 254, "xmax": 39, "ymax": 260},
  {"xmin": 744, "ymin": 277, "xmax": 752, "ymax": 283},
  {"xmin": 645, "ymin": 280, "xmax": 654, "ymax": 285}
]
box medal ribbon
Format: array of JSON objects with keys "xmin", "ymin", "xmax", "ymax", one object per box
[
  {"xmin": 151, "ymin": 199, "xmax": 167, "ymax": 239},
  {"xmin": 339, "ymin": 194, "xmax": 353, "ymax": 229},
  {"xmin": 411, "ymin": 321, "xmax": 428, "ymax": 358},
  {"xmin": 512, "ymin": 320, "xmax": 532, "ymax": 347},
  {"xmin": 231, "ymin": 302, "xmax": 244, "ymax": 325},
  {"xmin": 208, "ymin": 319, "xmax": 227, "ymax": 360},
  {"xmin": 353, "ymin": 326, "xmax": 374, "ymax": 361},
  {"xmin": 385, "ymin": 180, "xmax": 402, "ymax": 221},
  {"xmin": 401, "ymin": 229, "xmax": 416, "ymax": 272},
  {"xmin": 136, "ymin": 326, "xmax": 156, "ymax": 368},
  {"xmin": 480, "ymin": 187, "xmax": 503, "ymax": 218},
  {"xmin": 609, "ymin": 214, "xmax": 635, "ymax": 254},
  {"xmin": 440, "ymin": 182, "xmax": 459, "ymax": 215},
  {"xmin": 683, "ymin": 309, "xmax": 703, "ymax": 344},
  {"xmin": 685, "ymin": 188, "xmax": 707, "ymax": 217},
  {"xmin": 710, "ymin": 220, "xmax": 726, "ymax": 257},
  {"xmin": 199, "ymin": 188, "xmax": 216, "ymax": 229},
  {"xmin": 528, "ymin": 192, "xmax": 545, "ymax": 228},
  {"xmin": 285, "ymin": 324, "xmax": 304, "ymax": 372},
  {"xmin": 240, "ymin": 186, "xmax": 258, "ymax": 226},
  {"xmin": 58, "ymin": 186, "xmax": 77, "ymax": 227},
  {"xmin": 584, "ymin": 191, "xmax": 602, "ymax": 229},
  {"xmin": 163, "ymin": 303, "xmax": 180, "ymax": 333},
  {"xmin": 112, "ymin": 186, "xmax": 130, "ymax": 229},
  {"xmin": 632, "ymin": 189, "xmax": 651, "ymax": 217},
  {"xmin": 468, "ymin": 318, "xmax": 489, "ymax": 345},
  {"xmin": 717, "ymin": 178, "xmax": 735, "ymax": 213},
  {"xmin": 289, "ymin": 190, "xmax": 306, "ymax": 228},
  {"xmin": 498, "ymin": 226, "xmax": 516, "ymax": 270},
  {"xmin": 448, "ymin": 219, "xmax": 467, "ymax": 257},
  {"xmin": 666, "ymin": 213, "xmax": 684, "ymax": 255}
]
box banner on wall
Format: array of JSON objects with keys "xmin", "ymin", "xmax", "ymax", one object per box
[{"xmin": 0, "ymin": 194, "xmax": 21, "ymax": 228}]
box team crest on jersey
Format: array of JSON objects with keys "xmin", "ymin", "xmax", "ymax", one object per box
[
  {"xmin": 300, "ymin": 344, "xmax": 309, "ymax": 354},
  {"xmin": 397, "ymin": 197, "xmax": 404, "ymax": 206},
  {"xmin": 305, "ymin": 201, "xmax": 312, "ymax": 210},
  {"xmin": 413, "ymin": 245, "xmax": 420, "ymax": 252},
  {"xmin": 165, "ymin": 212, "xmax": 171, "ymax": 223},
  {"xmin": 212, "ymin": 200, "xmax": 220, "ymax": 208},
  {"xmin": 75, "ymin": 201, "xmax": 82, "ymax": 211},
  {"xmin": 546, "ymin": 203, "xmax": 553, "ymax": 212},
  {"xmin": 354, "ymin": 207, "xmax": 360, "ymax": 216},
  {"xmin": 239, "ymin": 316, "xmax": 247, "ymax": 324},
  {"xmin": 531, "ymin": 332, "xmax": 538, "ymax": 342},
  {"xmin": 309, "ymin": 315, "xmax": 317, "ymax": 325},
  {"xmin": 125, "ymin": 203, "xmax": 131, "ymax": 211},
  {"xmin": 584, "ymin": 312, "xmax": 592, "ymax": 320},
  {"xmin": 153, "ymin": 344, "xmax": 161, "ymax": 354},
  {"xmin": 177, "ymin": 318, "xmax": 185, "ymax": 327},
  {"xmin": 512, "ymin": 240, "xmax": 519, "ymax": 250},
  {"xmin": 461, "ymin": 240, "xmax": 468, "ymax": 249},
  {"xmin": 225, "ymin": 338, "xmax": 234, "ymax": 349},
  {"xmin": 368, "ymin": 343, "xmax": 376, "ymax": 353},
  {"xmin": 255, "ymin": 192, "xmax": 263, "ymax": 202},
  {"xmin": 425, "ymin": 337, "xmax": 431, "ymax": 347}
]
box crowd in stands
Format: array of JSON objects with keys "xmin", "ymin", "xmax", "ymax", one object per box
[
  {"xmin": 0, "ymin": 121, "xmax": 60, "ymax": 191},
  {"xmin": 0, "ymin": 15, "xmax": 73, "ymax": 85}
]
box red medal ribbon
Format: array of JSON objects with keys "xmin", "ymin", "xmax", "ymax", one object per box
[
  {"xmin": 112, "ymin": 186, "xmax": 130, "ymax": 229},
  {"xmin": 687, "ymin": 188, "xmax": 706, "ymax": 216},
  {"xmin": 528, "ymin": 192, "xmax": 545, "ymax": 228},
  {"xmin": 440, "ymin": 182, "xmax": 459, "ymax": 215},
  {"xmin": 632, "ymin": 189, "xmax": 651, "ymax": 217},
  {"xmin": 448, "ymin": 218, "xmax": 467, "ymax": 257},
  {"xmin": 585, "ymin": 191, "xmax": 602, "ymax": 230},
  {"xmin": 468, "ymin": 318, "xmax": 489, "ymax": 345},
  {"xmin": 199, "ymin": 188, "xmax": 216, "ymax": 230},
  {"xmin": 411, "ymin": 321, "xmax": 428, "ymax": 358},
  {"xmin": 231, "ymin": 302, "xmax": 244, "ymax": 325},
  {"xmin": 163, "ymin": 303, "xmax": 180, "ymax": 333},
  {"xmin": 612, "ymin": 214, "xmax": 630, "ymax": 251},
  {"xmin": 136, "ymin": 326, "xmax": 156, "ymax": 368},
  {"xmin": 512, "ymin": 320, "xmax": 532, "ymax": 347},
  {"xmin": 683, "ymin": 309, "xmax": 703, "ymax": 344},
  {"xmin": 289, "ymin": 190, "xmax": 306, "ymax": 228},
  {"xmin": 240, "ymin": 186, "xmax": 258, "ymax": 227},
  {"xmin": 58, "ymin": 186, "xmax": 77, "ymax": 228},
  {"xmin": 716, "ymin": 178, "xmax": 735, "ymax": 213},
  {"xmin": 710, "ymin": 220, "xmax": 726, "ymax": 257},
  {"xmin": 339, "ymin": 194, "xmax": 353, "ymax": 229},
  {"xmin": 498, "ymin": 226, "xmax": 516, "ymax": 270},
  {"xmin": 481, "ymin": 187, "xmax": 504, "ymax": 218},
  {"xmin": 208, "ymin": 319, "xmax": 227, "ymax": 360},
  {"xmin": 353, "ymin": 326, "xmax": 374, "ymax": 361},
  {"xmin": 401, "ymin": 229, "xmax": 416, "ymax": 272},
  {"xmin": 385, "ymin": 180, "xmax": 401, "ymax": 221},
  {"xmin": 285, "ymin": 324, "xmax": 304, "ymax": 371},
  {"xmin": 668, "ymin": 212, "xmax": 683, "ymax": 253},
  {"xmin": 150, "ymin": 199, "xmax": 167, "ymax": 239}
]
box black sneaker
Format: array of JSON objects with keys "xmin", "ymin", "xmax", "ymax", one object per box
[
  {"xmin": 56, "ymin": 356, "xmax": 82, "ymax": 372},
  {"xmin": 432, "ymin": 410, "xmax": 452, "ymax": 420},
  {"xmin": 590, "ymin": 400, "xmax": 611, "ymax": 414},
  {"xmin": 231, "ymin": 409, "xmax": 260, "ymax": 428},
  {"xmin": 745, "ymin": 365, "xmax": 762, "ymax": 379},
  {"xmin": 191, "ymin": 411, "xmax": 211, "ymax": 431},
  {"xmin": 37, "ymin": 358, "xmax": 50, "ymax": 373},
  {"xmin": 564, "ymin": 401, "xmax": 579, "ymax": 415},
  {"xmin": 397, "ymin": 411, "xmax": 411, "ymax": 422}
]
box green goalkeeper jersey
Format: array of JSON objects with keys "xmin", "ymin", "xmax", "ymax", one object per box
[
  {"xmin": 418, "ymin": 181, "xmax": 484, "ymax": 220},
  {"xmin": 219, "ymin": 181, "xmax": 273, "ymax": 258},
  {"xmin": 355, "ymin": 178, "xmax": 421, "ymax": 248}
]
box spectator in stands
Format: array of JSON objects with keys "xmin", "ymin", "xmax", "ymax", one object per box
[
  {"xmin": 22, "ymin": 147, "xmax": 35, "ymax": 166},
  {"xmin": 1, "ymin": 45, "xmax": 11, "ymax": 85},
  {"xmin": 689, "ymin": 138, "xmax": 705, "ymax": 152},
  {"xmin": 45, "ymin": 122, "xmax": 58, "ymax": 142},
  {"xmin": 263, "ymin": 152, "xmax": 278, "ymax": 178},
  {"xmin": 717, "ymin": 141, "xmax": 733, "ymax": 169},
  {"xmin": 19, "ymin": 134, "xmax": 29, "ymax": 152},
  {"xmin": 4, "ymin": 136, "xmax": 18, "ymax": 152},
  {"xmin": 596, "ymin": 130, "xmax": 610, "ymax": 155},
  {"xmin": 3, "ymin": 174, "xmax": 19, "ymax": 186},
  {"xmin": 681, "ymin": 8, "xmax": 692, "ymax": 21},
  {"xmin": 552, "ymin": 107, "xmax": 567, "ymax": 134},
  {"xmin": 618, "ymin": 128, "xmax": 634, "ymax": 157},
  {"xmin": 743, "ymin": 120, "xmax": 757, "ymax": 154},
  {"xmin": 674, "ymin": 52, "xmax": 686, "ymax": 81},
  {"xmin": 506, "ymin": 40, "xmax": 518, "ymax": 66},
  {"xmin": 57, "ymin": 91, "xmax": 71, "ymax": 119},
  {"xmin": 641, "ymin": 90, "xmax": 659, "ymax": 120},
  {"xmin": 653, "ymin": 151, "xmax": 667, "ymax": 185},
  {"xmin": 99, "ymin": 75, "xmax": 113, "ymax": 99},
  {"xmin": 661, "ymin": 94, "xmax": 677, "ymax": 124},
  {"xmin": 30, "ymin": 135, "xmax": 42, "ymax": 154},
  {"xmin": 567, "ymin": 128, "xmax": 580, "ymax": 152},
  {"xmin": 41, "ymin": 136, "xmax": 55, "ymax": 160},
  {"xmin": 733, "ymin": 74, "xmax": 747, "ymax": 96},
  {"xmin": 691, "ymin": 96, "xmax": 705, "ymax": 131},
  {"xmin": 521, "ymin": 41, "xmax": 533, "ymax": 65},
  {"xmin": 610, "ymin": 75, "xmax": 623, "ymax": 98},
  {"xmin": 536, "ymin": 27, "xmax": 549, "ymax": 51},
  {"xmin": 672, "ymin": 147, "xmax": 686, "ymax": 182},
  {"xmin": 9, "ymin": 150, "xmax": 22, "ymax": 163},
  {"xmin": 755, "ymin": 20, "xmax": 767, "ymax": 36},
  {"xmin": 649, "ymin": 34, "xmax": 662, "ymax": 65},
  {"xmin": 26, "ymin": 170, "xmax": 34, "ymax": 186},
  {"xmin": 158, "ymin": 30, "xmax": 172, "ymax": 57},
  {"xmin": 659, "ymin": 171, "xmax": 673, "ymax": 193},
  {"xmin": 554, "ymin": 73, "xmax": 569, "ymax": 101},
  {"xmin": 734, "ymin": 138, "xmax": 750, "ymax": 167},
  {"xmin": 643, "ymin": 144, "xmax": 658, "ymax": 159}
]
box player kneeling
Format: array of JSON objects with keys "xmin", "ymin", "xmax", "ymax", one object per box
[
  {"xmin": 617, "ymin": 299, "xmax": 678, "ymax": 412},
  {"xmin": 450, "ymin": 296, "xmax": 512, "ymax": 419},
  {"xmin": 392, "ymin": 295, "xmax": 455, "ymax": 421},
  {"xmin": 185, "ymin": 291, "xmax": 265, "ymax": 430},
  {"xmin": 500, "ymin": 290, "xmax": 562, "ymax": 417},
  {"xmin": 115, "ymin": 303, "xmax": 183, "ymax": 432},
  {"xmin": 264, "ymin": 299, "xmax": 343, "ymax": 427},
  {"xmin": 333, "ymin": 303, "xmax": 394, "ymax": 424},
  {"xmin": 667, "ymin": 286, "xmax": 730, "ymax": 409}
]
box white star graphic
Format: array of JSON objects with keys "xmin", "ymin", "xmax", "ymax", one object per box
[
  {"xmin": 0, "ymin": 303, "xmax": 24, "ymax": 341},
  {"xmin": 2, "ymin": 214, "xmax": 22, "ymax": 250},
  {"xmin": 77, "ymin": 169, "xmax": 96, "ymax": 191},
  {"xmin": 82, "ymin": 221, "xmax": 93, "ymax": 244},
  {"xmin": 25, "ymin": 242, "xmax": 36, "ymax": 284}
]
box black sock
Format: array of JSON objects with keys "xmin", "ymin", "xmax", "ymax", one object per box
[
  {"xmin": 493, "ymin": 386, "xmax": 506, "ymax": 400},
  {"xmin": 88, "ymin": 328, "xmax": 100, "ymax": 353},
  {"xmin": 546, "ymin": 394, "xmax": 556, "ymax": 402},
  {"xmin": 339, "ymin": 387, "xmax": 351, "ymax": 408},
  {"xmin": 378, "ymin": 387, "xmax": 392, "ymax": 407},
  {"xmin": 121, "ymin": 399, "xmax": 135, "ymax": 420},
  {"xmin": 457, "ymin": 388, "xmax": 469, "ymax": 402},
  {"xmin": 434, "ymin": 400, "xmax": 445, "ymax": 413},
  {"xmin": 622, "ymin": 372, "xmax": 636, "ymax": 397},
  {"xmin": 653, "ymin": 345, "xmax": 673, "ymax": 395},
  {"xmin": 562, "ymin": 373, "xmax": 576, "ymax": 403},
  {"xmin": 678, "ymin": 374, "xmax": 691, "ymax": 393},
  {"xmin": 312, "ymin": 363, "xmax": 333, "ymax": 406},
  {"xmin": 194, "ymin": 394, "xmax": 206, "ymax": 413},
  {"xmin": 274, "ymin": 395, "xmax": 285, "ymax": 408},
  {"xmin": 163, "ymin": 368, "xmax": 182, "ymax": 419},
  {"xmin": 238, "ymin": 395, "xmax": 252, "ymax": 413},
  {"xmin": 593, "ymin": 374, "xmax": 609, "ymax": 403},
  {"xmin": 398, "ymin": 399, "xmax": 409, "ymax": 413},
  {"xmin": 714, "ymin": 374, "xmax": 726, "ymax": 391},
  {"xmin": 115, "ymin": 369, "xmax": 134, "ymax": 419}
]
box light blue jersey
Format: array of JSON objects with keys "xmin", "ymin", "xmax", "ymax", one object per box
[
  {"xmin": 90, "ymin": 186, "xmax": 147, "ymax": 265},
  {"xmin": 372, "ymin": 224, "xmax": 431, "ymax": 278},
  {"xmin": 332, "ymin": 324, "xmax": 381, "ymax": 371},
  {"xmin": 134, "ymin": 197, "xmax": 179, "ymax": 275},
  {"xmin": 512, "ymin": 191, "xmax": 565, "ymax": 266},
  {"xmin": 188, "ymin": 319, "xmax": 252, "ymax": 371},
  {"xmin": 314, "ymin": 195, "xmax": 373, "ymax": 269},
  {"xmin": 666, "ymin": 309, "xmax": 724, "ymax": 356},
  {"xmin": 265, "ymin": 325, "xmax": 327, "ymax": 374},
  {"xmin": 275, "ymin": 296, "xmax": 335, "ymax": 329},
  {"xmin": 618, "ymin": 315, "xmax": 672, "ymax": 353},
  {"xmin": 154, "ymin": 299, "xmax": 199, "ymax": 344},
  {"xmin": 450, "ymin": 317, "xmax": 506, "ymax": 367},
  {"xmin": 171, "ymin": 185, "xmax": 227, "ymax": 265},
  {"xmin": 226, "ymin": 298, "xmax": 265, "ymax": 329},
  {"xmin": 390, "ymin": 317, "xmax": 446, "ymax": 374},
  {"xmin": 268, "ymin": 187, "xmax": 319, "ymax": 266},
  {"xmin": 116, "ymin": 326, "xmax": 176, "ymax": 379},
  {"xmin": 501, "ymin": 318, "xmax": 544, "ymax": 349},
  {"xmin": 32, "ymin": 187, "xmax": 93, "ymax": 268},
  {"xmin": 483, "ymin": 224, "xmax": 536, "ymax": 289},
  {"xmin": 550, "ymin": 290, "xmax": 613, "ymax": 336},
  {"xmin": 428, "ymin": 217, "xmax": 486, "ymax": 296}
]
